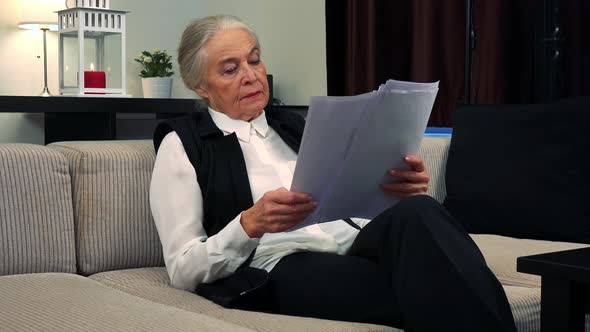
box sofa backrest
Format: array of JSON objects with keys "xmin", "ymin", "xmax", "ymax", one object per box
[
  {"xmin": 26, "ymin": 135, "xmax": 448, "ymax": 277},
  {"xmin": 0, "ymin": 144, "xmax": 77, "ymax": 276},
  {"xmin": 48, "ymin": 140, "xmax": 163, "ymax": 275},
  {"xmin": 417, "ymin": 136, "xmax": 450, "ymax": 203}
]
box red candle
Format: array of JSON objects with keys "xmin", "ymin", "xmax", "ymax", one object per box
[{"xmin": 84, "ymin": 64, "xmax": 106, "ymax": 94}]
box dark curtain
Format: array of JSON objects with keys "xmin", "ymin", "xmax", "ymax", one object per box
[
  {"xmin": 326, "ymin": 0, "xmax": 590, "ymax": 127},
  {"xmin": 470, "ymin": 0, "xmax": 536, "ymax": 104},
  {"xmin": 563, "ymin": 0, "xmax": 590, "ymax": 97}
]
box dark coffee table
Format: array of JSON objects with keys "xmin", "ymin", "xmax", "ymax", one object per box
[{"xmin": 517, "ymin": 247, "xmax": 590, "ymax": 332}]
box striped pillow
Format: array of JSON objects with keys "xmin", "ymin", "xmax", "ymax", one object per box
[
  {"xmin": 417, "ymin": 136, "xmax": 450, "ymax": 203},
  {"xmin": 0, "ymin": 144, "xmax": 76, "ymax": 275},
  {"xmin": 48, "ymin": 141, "xmax": 164, "ymax": 275}
]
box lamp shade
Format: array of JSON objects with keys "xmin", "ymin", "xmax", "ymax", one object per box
[
  {"xmin": 18, "ymin": 22, "xmax": 59, "ymax": 31},
  {"xmin": 17, "ymin": 0, "xmax": 64, "ymax": 31}
]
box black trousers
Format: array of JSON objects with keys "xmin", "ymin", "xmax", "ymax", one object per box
[{"xmin": 264, "ymin": 195, "xmax": 517, "ymax": 332}]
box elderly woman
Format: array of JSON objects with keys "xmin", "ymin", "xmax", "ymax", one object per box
[{"xmin": 150, "ymin": 15, "xmax": 516, "ymax": 332}]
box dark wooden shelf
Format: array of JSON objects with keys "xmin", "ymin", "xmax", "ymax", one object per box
[
  {"xmin": 0, "ymin": 95, "xmax": 199, "ymax": 114},
  {"xmin": 0, "ymin": 95, "xmax": 201, "ymax": 144},
  {"xmin": 0, "ymin": 95, "xmax": 309, "ymax": 144}
]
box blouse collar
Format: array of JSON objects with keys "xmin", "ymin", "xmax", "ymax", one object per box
[{"xmin": 208, "ymin": 108, "xmax": 269, "ymax": 142}]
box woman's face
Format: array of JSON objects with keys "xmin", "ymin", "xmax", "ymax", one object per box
[{"xmin": 195, "ymin": 28, "xmax": 270, "ymax": 121}]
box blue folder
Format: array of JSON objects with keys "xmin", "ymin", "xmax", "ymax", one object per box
[{"xmin": 424, "ymin": 127, "xmax": 452, "ymax": 137}]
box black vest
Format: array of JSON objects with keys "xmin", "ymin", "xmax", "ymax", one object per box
[
  {"xmin": 153, "ymin": 107, "xmax": 305, "ymax": 309},
  {"xmin": 154, "ymin": 108, "xmax": 305, "ymax": 237}
]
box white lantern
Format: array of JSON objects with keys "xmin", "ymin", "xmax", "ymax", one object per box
[{"xmin": 58, "ymin": 0, "xmax": 129, "ymax": 96}]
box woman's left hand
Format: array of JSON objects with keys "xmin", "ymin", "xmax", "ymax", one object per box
[{"xmin": 381, "ymin": 155, "xmax": 429, "ymax": 199}]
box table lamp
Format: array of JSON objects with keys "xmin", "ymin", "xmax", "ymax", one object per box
[{"xmin": 18, "ymin": 0, "xmax": 63, "ymax": 96}]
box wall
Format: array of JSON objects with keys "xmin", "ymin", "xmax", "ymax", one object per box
[
  {"xmin": 0, "ymin": 0, "xmax": 327, "ymax": 143},
  {"xmin": 0, "ymin": 0, "xmax": 55, "ymax": 144}
]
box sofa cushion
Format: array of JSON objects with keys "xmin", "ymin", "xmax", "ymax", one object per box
[
  {"xmin": 444, "ymin": 98, "xmax": 590, "ymax": 243},
  {"xmin": 471, "ymin": 234, "xmax": 589, "ymax": 288},
  {"xmin": 0, "ymin": 144, "xmax": 76, "ymax": 276},
  {"xmin": 90, "ymin": 267, "xmax": 400, "ymax": 332},
  {"xmin": 91, "ymin": 267, "xmax": 551, "ymax": 332},
  {"xmin": 0, "ymin": 273, "xmax": 254, "ymax": 331},
  {"xmin": 48, "ymin": 140, "xmax": 163, "ymax": 275}
]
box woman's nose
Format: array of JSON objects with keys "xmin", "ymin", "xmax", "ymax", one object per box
[{"xmin": 242, "ymin": 64, "xmax": 257, "ymax": 82}]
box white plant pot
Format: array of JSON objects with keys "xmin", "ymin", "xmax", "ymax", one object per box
[{"xmin": 142, "ymin": 77, "xmax": 173, "ymax": 98}]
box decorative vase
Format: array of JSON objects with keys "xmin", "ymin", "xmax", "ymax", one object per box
[{"xmin": 141, "ymin": 77, "xmax": 173, "ymax": 98}]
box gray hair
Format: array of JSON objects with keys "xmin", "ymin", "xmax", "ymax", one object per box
[{"xmin": 178, "ymin": 15, "xmax": 260, "ymax": 91}]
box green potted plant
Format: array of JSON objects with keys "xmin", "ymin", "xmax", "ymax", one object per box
[{"xmin": 135, "ymin": 49, "xmax": 174, "ymax": 98}]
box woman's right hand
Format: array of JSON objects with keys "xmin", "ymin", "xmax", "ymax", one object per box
[{"xmin": 240, "ymin": 187, "xmax": 318, "ymax": 238}]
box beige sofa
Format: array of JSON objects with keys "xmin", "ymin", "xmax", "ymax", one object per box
[{"xmin": 0, "ymin": 138, "xmax": 587, "ymax": 332}]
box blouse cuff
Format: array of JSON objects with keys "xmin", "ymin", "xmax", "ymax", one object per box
[{"xmin": 217, "ymin": 212, "xmax": 260, "ymax": 267}]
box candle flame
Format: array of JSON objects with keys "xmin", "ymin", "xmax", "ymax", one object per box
[{"xmin": 90, "ymin": 63, "xmax": 95, "ymax": 71}]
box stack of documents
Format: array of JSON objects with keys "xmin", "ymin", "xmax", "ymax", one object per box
[{"xmin": 290, "ymin": 79, "xmax": 439, "ymax": 228}]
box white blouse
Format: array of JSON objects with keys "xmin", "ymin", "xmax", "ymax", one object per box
[{"xmin": 149, "ymin": 109, "xmax": 369, "ymax": 291}]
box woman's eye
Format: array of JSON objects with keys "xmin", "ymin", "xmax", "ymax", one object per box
[
  {"xmin": 223, "ymin": 66, "xmax": 237, "ymax": 75},
  {"xmin": 249, "ymin": 59, "xmax": 260, "ymax": 65}
]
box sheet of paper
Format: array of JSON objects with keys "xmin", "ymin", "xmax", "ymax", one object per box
[
  {"xmin": 378, "ymin": 79, "xmax": 439, "ymax": 92},
  {"xmin": 290, "ymin": 80, "xmax": 439, "ymax": 229},
  {"xmin": 320, "ymin": 90, "xmax": 438, "ymax": 221},
  {"xmin": 290, "ymin": 92, "xmax": 377, "ymax": 206}
]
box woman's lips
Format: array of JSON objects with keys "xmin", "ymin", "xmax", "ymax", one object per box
[{"xmin": 242, "ymin": 91, "xmax": 261, "ymax": 99}]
